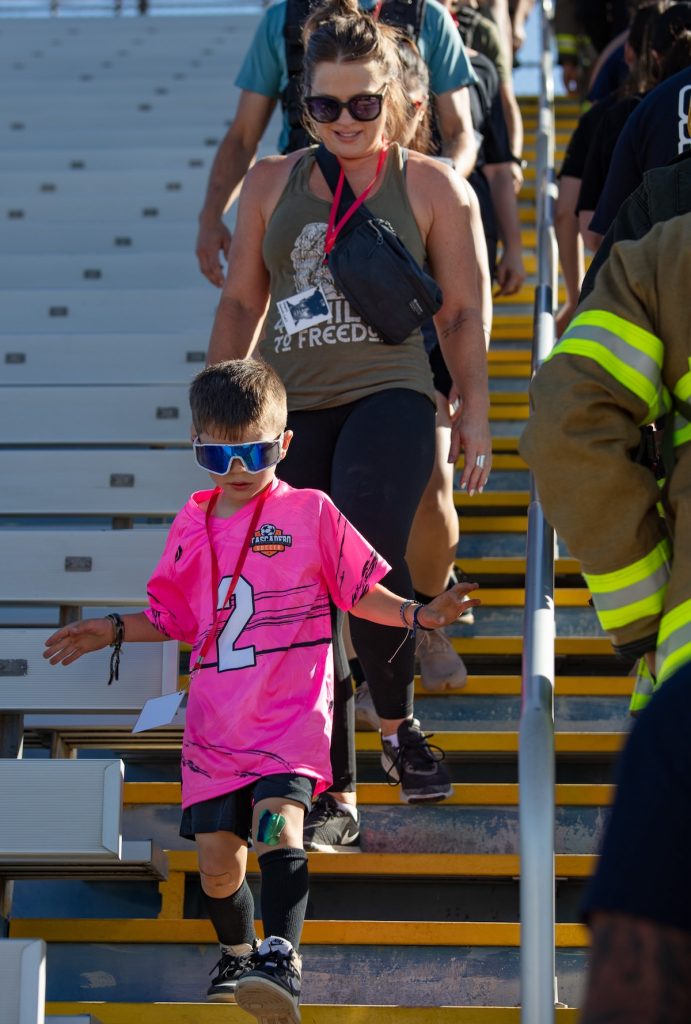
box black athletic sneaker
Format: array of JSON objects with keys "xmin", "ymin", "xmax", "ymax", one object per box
[
  {"xmin": 235, "ymin": 935, "xmax": 302, "ymax": 1024},
  {"xmin": 380, "ymin": 717, "xmax": 453, "ymax": 803},
  {"xmin": 207, "ymin": 940, "xmax": 258, "ymax": 1002},
  {"xmin": 302, "ymin": 792, "xmax": 361, "ymax": 853}
]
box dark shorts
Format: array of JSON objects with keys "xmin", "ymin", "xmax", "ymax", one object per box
[
  {"xmin": 427, "ymin": 341, "xmax": 453, "ymax": 400},
  {"xmin": 179, "ymin": 773, "xmax": 316, "ymax": 843}
]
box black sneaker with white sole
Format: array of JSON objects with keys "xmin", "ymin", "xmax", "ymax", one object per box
[
  {"xmin": 302, "ymin": 792, "xmax": 361, "ymax": 852},
  {"xmin": 381, "ymin": 717, "xmax": 452, "ymax": 803},
  {"xmin": 235, "ymin": 935, "xmax": 302, "ymax": 1024},
  {"xmin": 207, "ymin": 940, "xmax": 258, "ymax": 1002}
]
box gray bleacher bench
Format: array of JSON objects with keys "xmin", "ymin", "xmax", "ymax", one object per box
[
  {"xmin": 0, "ymin": 335, "xmax": 207, "ymax": 386},
  {"xmin": 0, "ymin": 451, "xmax": 198, "ymax": 516},
  {"xmin": 0, "ymin": 630, "xmax": 179, "ymax": 714},
  {"xmin": 0, "ymin": 760, "xmax": 166, "ymax": 881},
  {"xmin": 0, "ymin": 253, "xmax": 203, "ymax": 292},
  {"xmin": 0, "ymin": 387, "xmax": 191, "ymax": 446},
  {"xmin": 0, "ymin": 529, "xmax": 167, "ymax": 606},
  {"xmin": 0, "ymin": 288, "xmax": 216, "ymax": 333},
  {"xmin": 2, "ymin": 628, "xmax": 183, "ymax": 754},
  {"xmin": 0, "ymin": 939, "xmax": 45, "ymax": 1024},
  {"xmin": 0, "ymin": 942, "xmax": 98, "ymax": 1024}
]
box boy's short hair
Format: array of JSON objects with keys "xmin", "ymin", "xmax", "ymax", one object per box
[{"xmin": 190, "ymin": 360, "xmax": 287, "ymax": 438}]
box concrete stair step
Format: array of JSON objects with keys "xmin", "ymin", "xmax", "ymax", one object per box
[
  {"xmin": 46, "ymin": 1007, "xmax": 579, "ymax": 1024},
  {"xmin": 11, "ymin": 920, "xmax": 590, "ymax": 1006},
  {"xmin": 118, "ymin": 795, "xmax": 611, "ymax": 857}
]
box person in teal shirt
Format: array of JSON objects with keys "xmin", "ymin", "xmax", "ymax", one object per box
[{"xmin": 196, "ymin": 0, "xmax": 479, "ymax": 287}]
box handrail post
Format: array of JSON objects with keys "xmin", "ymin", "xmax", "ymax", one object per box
[{"xmin": 519, "ymin": 2, "xmax": 558, "ymax": 1022}]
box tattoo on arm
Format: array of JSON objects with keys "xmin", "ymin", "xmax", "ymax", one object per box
[
  {"xmin": 440, "ymin": 309, "xmax": 483, "ymax": 340},
  {"xmin": 581, "ymin": 913, "xmax": 691, "ymax": 1024}
]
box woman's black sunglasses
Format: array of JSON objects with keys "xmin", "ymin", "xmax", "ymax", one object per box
[{"xmin": 304, "ymin": 91, "xmax": 386, "ymax": 124}]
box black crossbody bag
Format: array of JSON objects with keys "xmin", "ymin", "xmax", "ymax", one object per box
[{"xmin": 315, "ymin": 145, "xmax": 443, "ymax": 346}]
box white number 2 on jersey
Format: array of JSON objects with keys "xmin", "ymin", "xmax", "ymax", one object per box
[{"xmin": 216, "ymin": 575, "xmax": 256, "ymax": 671}]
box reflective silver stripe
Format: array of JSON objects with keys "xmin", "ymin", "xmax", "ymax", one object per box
[
  {"xmin": 589, "ymin": 562, "xmax": 670, "ymax": 612},
  {"xmin": 657, "ymin": 622, "xmax": 691, "ymax": 668},
  {"xmin": 559, "ymin": 323, "xmax": 661, "ymax": 382}
]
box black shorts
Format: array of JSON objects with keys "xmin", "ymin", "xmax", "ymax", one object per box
[
  {"xmin": 179, "ymin": 773, "xmax": 316, "ymax": 843},
  {"xmin": 428, "ymin": 341, "xmax": 453, "ymax": 400}
]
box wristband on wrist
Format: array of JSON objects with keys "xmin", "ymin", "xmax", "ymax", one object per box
[
  {"xmin": 105, "ymin": 612, "xmax": 124, "ymax": 685},
  {"xmin": 399, "ymin": 599, "xmax": 417, "ymax": 629},
  {"xmin": 509, "ymin": 154, "xmax": 527, "ymax": 169},
  {"xmin": 413, "ymin": 604, "xmax": 434, "ymax": 634}
]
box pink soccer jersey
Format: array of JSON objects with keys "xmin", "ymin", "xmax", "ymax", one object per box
[{"xmin": 144, "ymin": 479, "xmax": 390, "ymax": 810}]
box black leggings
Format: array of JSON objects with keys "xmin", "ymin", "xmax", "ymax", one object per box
[{"xmin": 279, "ymin": 388, "xmax": 436, "ymax": 791}]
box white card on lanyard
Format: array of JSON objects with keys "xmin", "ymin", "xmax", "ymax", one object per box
[
  {"xmin": 277, "ymin": 285, "xmax": 331, "ymax": 336},
  {"xmin": 132, "ymin": 690, "xmax": 187, "ymax": 733}
]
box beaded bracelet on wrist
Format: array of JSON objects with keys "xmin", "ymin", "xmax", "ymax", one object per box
[{"xmin": 104, "ymin": 612, "xmax": 124, "ymax": 685}]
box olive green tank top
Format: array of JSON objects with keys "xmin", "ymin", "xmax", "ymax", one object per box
[{"xmin": 260, "ymin": 143, "xmax": 436, "ymax": 412}]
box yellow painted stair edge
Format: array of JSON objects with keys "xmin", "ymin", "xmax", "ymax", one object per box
[
  {"xmin": 124, "ymin": 780, "xmax": 615, "ymax": 806},
  {"xmin": 11, "ymin": 919, "xmax": 590, "ymax": 946},
  {"xmin": 46, "ymin": 1004, "xmax": 580, "ymax": 1024},
  {"xmin": 161, "ymin": 850, "xmax": 598, "ymax": 878}
]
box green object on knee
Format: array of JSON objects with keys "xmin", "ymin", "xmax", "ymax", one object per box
[{"xmin": 257, "ymin": 810, "xmax": 286, "ymax": 845}]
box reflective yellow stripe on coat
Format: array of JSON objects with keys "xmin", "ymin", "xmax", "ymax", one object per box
[
  {"xmin": 547, "ymin": 310, "xmax": 671, "ymax": 424},
  {"xmin": 584, "ymin": 539, "xmax": 671, "ymax": 632},
  {"xmin": 657, "ymin": 598, "xmax": 691, "ymax": 684}
]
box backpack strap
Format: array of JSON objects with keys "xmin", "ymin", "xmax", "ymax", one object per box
[
  {"xmin": 314, "ymin": 144, "xmax": 359, "ymax": 215},
  {"xmin": 378, "ymin": 0, "xmax": 426, "ymax": 41},
  {"xmin": 282, "ymin": 0, "xmax": 316, "ymax": 153}
]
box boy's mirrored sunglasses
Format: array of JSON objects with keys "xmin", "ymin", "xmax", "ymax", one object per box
[
  {"xmin": 304, "ymin": 91, "xmax": 386, "ymax": 124},
  {"xmin": 193, "ymin": 435, "xmax": 284, "ymax": 475}
]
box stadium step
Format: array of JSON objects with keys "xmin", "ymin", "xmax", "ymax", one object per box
[{"xmin": 45, "ymin": 1008, "xmax": 579, "ymax": 1024}]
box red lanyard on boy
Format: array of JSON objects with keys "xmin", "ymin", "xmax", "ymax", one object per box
[
  {"xmin": 323, "ymin": 144, "xmax": 389, "ymax": 258},
  {"xmin": 190, "ymin": 483, "xmax": 270, "ymax": 677}
]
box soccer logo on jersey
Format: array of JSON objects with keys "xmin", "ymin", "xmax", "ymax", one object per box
[{"xmin": 251, "ymin": 523, "xmax": 293, "ymax": 558}]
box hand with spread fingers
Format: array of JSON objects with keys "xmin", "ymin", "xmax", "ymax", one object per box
[
  {"xmin": 43, "ymin": 618, "xmax": 113, "ymax": 667},
  {"xmin": 416, "ymin": 581, "xmax": 482, "ymax": 629}
]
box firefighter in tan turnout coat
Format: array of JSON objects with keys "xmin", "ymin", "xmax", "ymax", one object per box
[{"xmin": 519, "ymin": 212, "xmax": 691, "ymax": 713}]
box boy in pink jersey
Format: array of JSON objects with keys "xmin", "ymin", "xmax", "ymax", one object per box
[{"xmin": 44, "ymin": 360, "xmax": 479, "ymax": 1024}]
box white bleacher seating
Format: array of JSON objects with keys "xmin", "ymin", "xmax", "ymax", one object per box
[
  {"xmin": 0, "ymin": 630, "xmax": 179, "ymax": 715},
  {"xmin": 0, "ymin": 451, "xmax": 198, "ymax": 515},
  {"xmin": 0, "ymin": 335, "xmax": 206, "ymax": 385},
  {"xmin": 0, "ymin": 387, "xmax": 190, "ymax": 445},
  {"xmin": 0, "ymin": 939, "xmax": 45, "ymax": 1024},
  {"xmin": 0, "ymin": 529, "xmax": 167, "ymax": 606},
  {"xmin": 0, "ymin": 254, "xmax": 204, "ymax": 291},
  {"xmin": 0, "ymin": 289, "xmax": 216, "ymax": 333},
  {"xmin": 0, "ymin": 760, "xmax": 166, "ymax": 880},
  {"xmin": 0, "ymin": 221, "xmax": 210, "ymax": 255}
]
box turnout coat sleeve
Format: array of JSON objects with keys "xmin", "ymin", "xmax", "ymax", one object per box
[{"xmin": 519, "ymin": 222, "xmax": 682, "ymax": 660}]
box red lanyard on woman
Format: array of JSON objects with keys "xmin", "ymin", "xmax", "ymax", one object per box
[
  {"xmin": 191, "ymin": 483, "xmax": 270, "ymax": 676},
  {"xmin": 323, "ymin": 144, "xmax": 389, "ymax": 257}
]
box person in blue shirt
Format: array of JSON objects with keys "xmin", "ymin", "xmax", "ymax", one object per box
[{"xmin": 196, "ymin": 0, "xmax": 479, "ymax": 286}]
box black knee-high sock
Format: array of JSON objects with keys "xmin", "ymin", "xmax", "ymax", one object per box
[
  {"xmin": 258, "ymin": 847, "xmax": 309, "ymax": 949},
  {"xmin": 203, "ymin": 878, "xmax": 256, "ymax": 946}
]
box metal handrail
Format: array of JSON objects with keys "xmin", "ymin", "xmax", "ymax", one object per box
[{"xmin": 519, "ymin": 2, "xmax": 558, "ymax": 1023}]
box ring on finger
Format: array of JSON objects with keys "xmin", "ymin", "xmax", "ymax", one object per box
[{"xmin": 475, "ymin": 453, "xmax": 487, "ymax": 469}]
